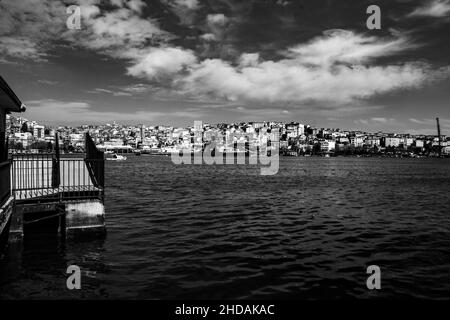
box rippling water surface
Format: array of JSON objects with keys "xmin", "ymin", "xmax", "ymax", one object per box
[{"xmin": 1, "ymin": 156, "xmax": 450, "ymax": 299}]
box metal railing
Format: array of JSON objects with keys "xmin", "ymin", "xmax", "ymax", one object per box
[
  {"xmin": 58, "ymin": 158, "xmax": 104, "ymax": 201},
  {"xmin": 9, "ymin": 133, "xmax": 105, "ymax": 203},
  {"xmin": 11, "ymin": 153, "xmax": 55, "ymax": 200},
  {"xmin": 85, "ymin": 133, "xmax": 105, "ymax": 188},
  {"xmin": 11, "ymin": 154, "xmax": 104, "ymax": 202}
]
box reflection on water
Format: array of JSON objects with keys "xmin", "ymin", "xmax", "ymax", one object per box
[
  {"xmin": 0, "ymin": 231, "xmax": 108, "ymax": 299},
  {"xmin": 1, "ymin": 157, "xmax": 450, "ymax": 299}
]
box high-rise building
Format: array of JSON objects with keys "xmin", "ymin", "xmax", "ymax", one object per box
[
  {"xmin": 194, "ymin": 121, "xmax": 203, "ymax": 132},
  {"xmin": 140, "ymin": 125, "xmax": 145, "ymax": 142},
  {"xmin": 33, "ymin": 125, "xmax": 45, "ymax": 140}
]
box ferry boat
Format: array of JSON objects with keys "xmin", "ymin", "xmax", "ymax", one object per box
[{"xmin": 106, "ymin": 153, "xmax": 127, "ymax": 161}]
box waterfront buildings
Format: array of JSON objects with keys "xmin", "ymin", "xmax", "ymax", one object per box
[{"xmin": 4, "ymin": 114, "xmax": 449, "ymax": 157}]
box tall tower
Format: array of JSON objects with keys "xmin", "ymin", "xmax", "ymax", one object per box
[
  {"xmin": 194, "ymin": 121, "xmax": 203, "ymax": 132},
  {"xmin": 437, "ymin": 118, "xmax": 442, "ymax": 157},
  {"xmin": 140, "ymin": 125, "xmax": 145, "ymax": 143}
]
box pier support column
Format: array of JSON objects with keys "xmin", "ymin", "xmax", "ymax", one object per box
[{"xmin": 65, "ymin": 200, "xmax": 106, "ymax": 237}]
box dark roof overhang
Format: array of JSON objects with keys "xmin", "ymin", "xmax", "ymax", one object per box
[{"xmin": 0, "ymin": 76, "xmax": 26, "ymax": 113}]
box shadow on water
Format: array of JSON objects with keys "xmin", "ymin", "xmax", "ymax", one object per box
[
  {"xmin": 20, "ymin": 212, "xmax": 66, "ymax": 269},
  {"xmin": 0, "ymin": 214, "xmax": 110, "ymax": 299},
  {"xmin": 0, "ymin": 219, "xmax": 12, "ymax": 256}
]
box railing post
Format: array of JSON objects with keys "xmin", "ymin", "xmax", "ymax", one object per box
[
  {"xmin": 85, "ymin": 133, "xmax": 105, "ymax": 190},
  {"xmin": 52, "ymin": 133, "xmax": 60, "ymax": 189}
]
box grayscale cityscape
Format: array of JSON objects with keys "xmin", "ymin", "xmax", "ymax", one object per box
[{"xmin": 0, "ymin": 0, "xmax": 450, "ymax": 309}]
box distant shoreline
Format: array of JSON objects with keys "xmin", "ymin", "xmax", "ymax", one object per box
[{"xmin": 8, "ymin": 150, "xmax": 449, "ymax": 159}]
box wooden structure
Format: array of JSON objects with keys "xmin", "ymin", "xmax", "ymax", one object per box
[{"xmin": 0, "ymin": 76, "xmax": 26, "ymax": 247}]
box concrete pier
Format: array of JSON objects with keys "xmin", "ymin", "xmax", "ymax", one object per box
[
  {"xmin": 65, "ymin": 200, "xmax": 106, "ymax": 237},
  {"xmin": 9, "ymin": 200, "xmax": 106, "ymax": 241}
]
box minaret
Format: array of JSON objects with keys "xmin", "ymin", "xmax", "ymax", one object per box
[
  {"xmin": 436, "ymin": 118, "xmax": 442, "ymax": 157},
  {"xmin": 140, "ymin": 124, "xmax": 145, "ymax": 143}
]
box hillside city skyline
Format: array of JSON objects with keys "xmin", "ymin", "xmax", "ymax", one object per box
[
  {"xmin": 6, "ymin": 114, "xmax": 449, "ymax": 157},
  {"xmin": 7, "ymin": 113, "xmax": 448, "ymax": 137}
]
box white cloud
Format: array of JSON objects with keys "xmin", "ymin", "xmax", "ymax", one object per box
[
  {"xmin": 25, "ymin": 99, "xmax": 205, "ymax": 124},
  {"xmin": 355, "ymin": 119, "xmax": 369, "ymax": 125},
  {"xmin": 0, "ymin": 0, "xmax": 67, "ymax": 61},
  {"xmin": 126, "ymin": 0, "xmax": 147, "ymax": 13},
  {"xmin": 0, "ymin": 0, "xmax": 67, "ymax": 36},
  {"xmin": 410, "ymin": 118, "xmax": 450, "ymax": 128},
  {"xmin": 0, "ymin": 0, "xmax": 169, "ymax": 62},
  {"xmin": 110, "ymin": 0, "xmax": 124, "ymax": 7},
  {"xmin": 117, "ymin": 83, "xmax": 154, "ymax": 94},
  {"xmin": 239, "ymin": 53, "xmax": 260, "ymax": 67},
  {"xmin": 354, "ymin": 118, "xmax": 397, "ymax": 128},
  {"xmin": 408, "ymin": 0, "xmax": 450, "ymax": 17},
  {"xmin": 0, "ymin": 37, "xmax": 46, "ymax": 61},
  {"xmin": 410, "ymin": 118, "xmax": 427, "ymax": 124},
  {"xmin": 25, "ymin": 99, "xmax": 164, "ymax": 124},
  {"xmin": 200, "ymin": 33, "xmax": 217, "ymax": 42},
  {"xmin": 88, "ymin": 88, "xmax": 132, "ymax": 96},
  {"xmin": 109, "ymin": 0, "xmax": 146, "ymax": 13},
  {"xmin": 174, "ymin": 0, "xmax": 200, "ymax": 10},
  {"xmin": 276, "ymin": 0, "xmax": 291, "ymax": 6},
  {"xmin": 371, "ymin": 117, "xmax": 396, "ymax": 123},
  {"xmin": 202, "ymin": 13, "xmax": 231, "ymax": 45},
  {"xmin": 37, "ymin": 79, "xmax": 59, "ymax": 85},
  {"xmin": 286, "ymin": 29, "xmax": 416, "ymax": 66},
  {"xmin": 88, "ymin": 84, "xmax": 157, "ymax": 96},
  {"xmin": 233, "ymin": 106, "xmax": 293, "ymax": 118},
  {"xmin": 207, "ymin": 13, "xmax": 229, "ymax": 26},
  {"xmin": 73, "ymin": 6, "xmax": 168, "ymax": 52},
  {"xmin": 161, "ymin": 0, "xmax": 200, "ymax": 26},
  {"xmin": 79, "ymin": 1, "xmax": 102, "ymax": 19},
  {"xmin": 180, "ymin": 31, "xmax": 447, "ymax": 105},
  {"xmin": 127, "ymin": 47, "xmax": 197, "ymax": 80}
]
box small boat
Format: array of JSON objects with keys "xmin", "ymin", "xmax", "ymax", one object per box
[{"xmin": 106, "ymin": 154, "xmax": 127, "ymax": 161}]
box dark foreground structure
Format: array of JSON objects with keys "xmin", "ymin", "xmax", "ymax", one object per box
[{"xmin": 0, "ymin": 76, "xmax": 106, "ymax": 250}]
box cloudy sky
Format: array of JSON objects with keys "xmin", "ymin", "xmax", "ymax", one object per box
[{"xmin": 1, "ymin": 0, "xmax": 449, "ymax": 134}]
